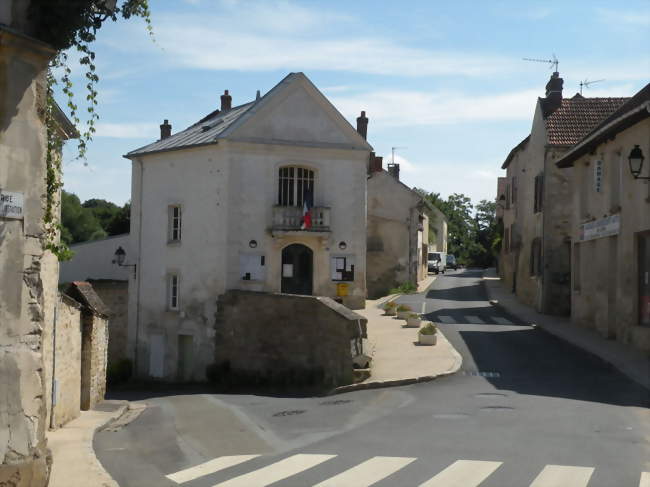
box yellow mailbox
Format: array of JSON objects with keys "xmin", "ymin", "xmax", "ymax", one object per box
[{"xmin": 336, "ymin": 283, "xmax": 349, "ymax": 297}]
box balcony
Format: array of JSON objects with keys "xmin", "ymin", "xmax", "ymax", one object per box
[{"xmin": 271, "ymin": 205, "xmax": 331, "ymax": 234}]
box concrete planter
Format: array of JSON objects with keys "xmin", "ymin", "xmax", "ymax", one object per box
[
  {"xmin": 418, "ymin": 332, "xmax": 437, "ymax": 345},
  {"xmin": 396, "ymin": 309, "xmax": 411, "ymax": 320},
  {"xmin": 384, "ymin": 308, "xmax": 396, "ymax": 316},
  {"xmin": 406, "ymin": 316, "xmax": 422, "ymax": 327}
]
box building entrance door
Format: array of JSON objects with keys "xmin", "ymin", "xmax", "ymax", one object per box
[
  {"xmin": 639, "ymin": 232, "xmax": 650, "ymax": 326},
  {"xmin": 281, "ymin": 244, "xmax": 313, "ymax": 295}
]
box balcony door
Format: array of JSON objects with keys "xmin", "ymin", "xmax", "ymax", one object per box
[
  {"xmin": 278, "ymin": 166, "xmax": 314, "ymax": 207},
  {"xmin": 281, "ymin": 244, "xmax": 313, "ymax": 295}
]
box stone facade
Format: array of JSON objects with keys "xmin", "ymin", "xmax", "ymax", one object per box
[
  {"xmin": 89, "ymin": 280, "xmax": 129, "ymax": 368},
  {"xmin": 80, "ymin": 312, "xmax": 108, "ymax": 411},
  {"xmin": 126, "ymin": 73, "xmax": 372, "ymax": 381},
  {"xmin": 213, "ymin": 290, "xmax": 367, "ymax": 388},
  {"xmin": 555, "ymin": 87, "xmax": 650, "ymax": 354},
  {"xmin": 367, "ymin": 169, "xmax": 440, "ymax": 298}
]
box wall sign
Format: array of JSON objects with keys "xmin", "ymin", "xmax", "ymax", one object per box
[
  {"xmin": 0, "ymin": 191, "xmax": 24, "ymax": 220},
  {"xmin": 579, "ymin": 214, "xmax": 620, "ymax": 242}
]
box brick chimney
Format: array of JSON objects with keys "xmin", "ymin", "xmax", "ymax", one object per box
[
  {"xmin": 543, "ymin": 72, "xmax": 563, "ymax": 116},
  {"xmin": 160, "ymin": 119, "xmax": 171, "ymax": 140},
  {"xmin": 387, "ymin": 162, "xmax": 400, "ymax": 180},
  {"xmin": 356, "ymin": 110, "xmax": 368, "ymax": 139},
  {"xmin": 220, "ymin": 89, "xmax": 232, "ymax": 111},
  {"xmin": 368, "ymin": 152, "xmax": 383, "ymax": 174}
]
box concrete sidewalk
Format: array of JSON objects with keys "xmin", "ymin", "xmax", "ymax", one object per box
[
  {"xmin": 47, "ymin": 400, "xmax": 129, "ymax": 487},
  {"xmin": 335, "ymin": 294, "xmax": 463, "ymax": 393},
  {"xmin": 483, "ymin": 267, "xmax": 650, "ymax": 390}
]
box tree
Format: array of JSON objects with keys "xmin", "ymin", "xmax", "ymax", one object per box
[{"xmin": 61, "ymin": 190, "xmax": 107, "ymax": 244}]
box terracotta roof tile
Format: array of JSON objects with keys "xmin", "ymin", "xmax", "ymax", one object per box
[{"xmin": 545, "ymin": 94, "xmax": 629, "ymax": 146}]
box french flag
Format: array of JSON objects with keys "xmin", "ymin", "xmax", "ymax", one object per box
[{"xmin": 301, "ymin": 188, "xmax": 313, "ymax": 230}]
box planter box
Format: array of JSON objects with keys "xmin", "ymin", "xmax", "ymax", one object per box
[
  {"xmin": 406, "ymin": 317, "xmax": 422, "ymax": 328},
  {"xmin": 418, "ymin": 332, "xmax": 437, "ymax": 345},
  {"xmin": 396, "ymin": 310, "xmax": 411, "ymax": 320},
  {"xmin": 384, "ymin": 308, "xmax": 396, "ymax": 316}
]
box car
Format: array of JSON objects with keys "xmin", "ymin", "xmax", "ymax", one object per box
[
  {"xmin": 427, "ymin": 252, "xmax": 447, "ymax": 274},
  {"xmin": 446, "ymin": 254, "xmax": 458, "ymax": 270}
]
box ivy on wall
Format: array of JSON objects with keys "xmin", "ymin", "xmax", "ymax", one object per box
[{"xmin": 28, "ymin": 0, "xmax": 153, "ymax": 259}]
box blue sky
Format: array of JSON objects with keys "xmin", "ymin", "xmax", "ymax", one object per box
[{"xmin": 60, "ymin": 0, "xmax": 650, "ymax": 206}]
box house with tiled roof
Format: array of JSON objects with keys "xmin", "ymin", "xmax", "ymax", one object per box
[
  {"xmin": 124, "ymin": 72, "xmax": 373, "ymax": 381},
  {"xmin": 498, "ymin": 72, "xmax": 629, "ymax": 314},
  {"xmin": 554, "ymin": 83, "xmax": 650, "ymax": 354}
]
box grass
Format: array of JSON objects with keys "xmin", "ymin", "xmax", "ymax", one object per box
[{"xmin": 389, "ymin": 282, "xmax": 418, "ymax": 294}]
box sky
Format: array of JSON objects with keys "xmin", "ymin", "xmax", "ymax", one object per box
[{"xmin": 59, "ymin": 0, "xmax": 650, "ymax": 207}]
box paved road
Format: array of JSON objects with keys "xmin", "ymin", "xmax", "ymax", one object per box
[{"xmin": 96, "ymin": 269, "xmax": 650, "ymax": 487}]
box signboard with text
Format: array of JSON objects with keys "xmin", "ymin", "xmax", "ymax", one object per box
[
  {"xmin": 578, "ymin": 214, "xmax": 620, "ymax": 242},
  {"xmin": 0, "ymin": 191, "xmax": 24, "ymax": 220}
]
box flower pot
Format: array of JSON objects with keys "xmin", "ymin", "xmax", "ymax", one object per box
[
  {"xmin": 406, "ymin": 317, "xmax": 422, "ymax": 328},
  {"xmin": 418, "ymin": 332, "xmax": 437, "ymax": 345},
  {"xmin": 396, "ymin": 310, "xmax": 410, "ymax": 320},
  {"xmin": 384, "ymin": 308, "xmax": 396, "ymax": 316}
]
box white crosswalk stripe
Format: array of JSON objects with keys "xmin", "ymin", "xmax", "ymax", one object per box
[
  {"xmin": 437, "ymin": 316, "xmax": 456, "ymax": 323},
  {"xmin": 313, "ymin": 456, "xmax": 416, "ymax": 487},
  {"xmin": 492, "ymin": 316, "xmax": 514, "ymax": 325},
  {"xmin": 465, "ymin": 315, "xmax": 485, "ymax": 324},
  {"xmin": 418, "ymin": 459, "xmax": 502, "ymax": 487},
  {"xmin": 211, "ymin": 454, "xmax": 336, "ymax": 487},
  {"xmin": 166, "ymin": 455, "xmax": 260, "ymax": 484},
  {"xmin": 529, "ymin": 465, "xmax": 594, "ymax": 487},
  {"xmin": 639, "ymin": 472, "xmax": 650, "ymax": 487}
]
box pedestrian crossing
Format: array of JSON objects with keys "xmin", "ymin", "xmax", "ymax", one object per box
[
  {"xmin": 165, "ymin": 453, "xmax": 649, "ymax": 486},
  {"xmin": 433, "ymin": 314, "xmax": 516, "ymax": 325}
]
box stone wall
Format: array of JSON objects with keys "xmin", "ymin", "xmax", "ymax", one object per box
[
  {"xmin": 213, "ymin": 291, "xmax": 367, "ymax": 388},
  {"xmin": 80, "ymin": 313, "xmax": 108, "ymax": 410},
  {"xmin": 89, "ymin": 280, "xmax": 128, "ymax": 367}
]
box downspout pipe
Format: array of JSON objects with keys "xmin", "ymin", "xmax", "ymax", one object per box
[{"xmin": 50, "ymin": 300, "xmax": 57, "ymax": 429}]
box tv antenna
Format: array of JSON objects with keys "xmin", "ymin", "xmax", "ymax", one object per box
[
  {"xmin": 579, "ymin": 78, "xmax": 605, "ymax": 95},
  {"xmin": 391, "ymin": 146, "xmax": 407, "ymax": 165},
  {"xmin": 523, "ymin": 53, "xmax": 559, "ymax": 72}
]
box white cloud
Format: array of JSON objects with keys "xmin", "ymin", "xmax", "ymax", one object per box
[
  {"xmin": 596, "ymin": 7, "xmax": 650, "ymax": 26},
  {"xmin": 332, "ymin": 88, "xmax": 540, "ymax": 127},
  {"xmin": 95, "ymin": 122, "xmax": 159, "ymax": 138}
]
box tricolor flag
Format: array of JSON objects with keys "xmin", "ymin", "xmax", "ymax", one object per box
[{"xmin": 301, "ymin": 189, "xmax": 313, "ymax": 230}]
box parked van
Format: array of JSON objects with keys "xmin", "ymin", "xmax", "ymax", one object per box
[{"xmin": 427, "ymin": 252, "xmax": 447, "ymax": 274}]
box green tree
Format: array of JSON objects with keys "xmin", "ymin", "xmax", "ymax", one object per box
[
  {"xmin": 61, "ymin": 190, "xmax": 107, "ymax": 244},
  {"xmin": 106, "ymin": 202, "xmax": 131, "ymax": 235}
]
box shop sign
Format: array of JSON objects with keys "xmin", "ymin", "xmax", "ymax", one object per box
[{"xmin": 579, "ymin": 214, "xmax": 620, "ymax": 241}]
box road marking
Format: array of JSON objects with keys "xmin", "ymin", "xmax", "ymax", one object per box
[
  {"xmin": 437, "ymin": 316, "xmax": 456, "ymax": 324},
  {"xmin": 313, "ymin": 456, "xmax": 416, "ymax": 487},
  {"xmin": 640, "ymin": 472, "xmax": 650, "ymax": 487},
  {"xmin": 492, "ymin": 316, "xmax": 514, "ymax": 325},
  {"xmin": 212, "ymin": 454, "xmax": 336, "ymax": 487},
  {"xmin": 421, "ymin": 302, "xmax": 426, "ymax": 314},
  {"xmin": 465, "ymin": 315, "xmax": 485, "ymax": 324},
  {"xmin": 419, "ymin": 460, "xmax": 502, "ymax": 487},
  {"xmin": 167, "ymin": 455, "xmax": 260, "ymax": 484},
  {"xmin": 529, "ymin": 465, "xmax": 594, "ymax": 487}
]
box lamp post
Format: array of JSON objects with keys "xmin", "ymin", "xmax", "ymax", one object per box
[
  {"xmin": 113, "ymin": 246, "xmax": 137, "ymax": 277},
  {"xmin": 628, "ymin": 145, "xmax": 648, "ymax": 180}
]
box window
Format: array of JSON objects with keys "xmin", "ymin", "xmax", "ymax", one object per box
[
  {"xmin": 504, "ymin": 227, "xmax": 511, "ymax": 253},
  {"xmin": 533, "ymin": 173, "xmax": 544, "ymax": 213},
  {"xmin": 168, "ymin": 205, "xmax": 182, "ymax": 242},
  {"xmin": 512, "ymin": 176, "xmax": 517, "ymax": 204},
  {"xmin": 278, "ymin": 166, "xmax": 314, "ymax": 207},
  {"xmin": 168, "ymin": 274, "xmax": 179, "ymax": 310},
  {"xmin": 530, "ymin": 238, "xmax": 542, "ymax": 276}
]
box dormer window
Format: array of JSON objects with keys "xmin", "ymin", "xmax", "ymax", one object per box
[{"xmin": 278, "ymin": 166, "xmax": 314, "ymax": 207}]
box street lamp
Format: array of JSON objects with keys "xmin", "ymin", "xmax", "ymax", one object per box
[
  {"xmin": 628, "ymin": 145, "xmax": 648, "ymax": 180},
  {"xmin": 113, "ymin": 246, "xmax": 136, "ymax": 277}
]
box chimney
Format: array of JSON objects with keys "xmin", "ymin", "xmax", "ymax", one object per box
[
  {"xmin": 220, "ymin": 89, "xmax": 232, "ymax": 111},
  {"xmin": 543, "ymin": 72, "xmax": 563, "ymax": 116},
  {"xmin": 387, "ymin": 162, "xmax": 400, "ymax": 180},
  {"xmin": 255, "ymin": 90, "xmax": 261, "ymax": 101},
  {"xmin": 356, "ymin": 110, "xmax": 368, "ymax": 140},
  {"xmin": 160, "ymin": 119, "xmax": 171, "ymax": 140},
  {"xmin": 367, "ymin": 152, "xmax": 383, "ymax": 174}
]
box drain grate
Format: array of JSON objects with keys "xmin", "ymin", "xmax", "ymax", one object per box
[
  {"xmin": 319, "ymin": 399, "xmax": 353, "ymax": 406},
  {"xmin": 480, "ymin": 406, "xmax": 515, "ymax": 411},
  {"xmin": 462, "ymin": 370, "xmax": 501, "ymax": 378},
  {"xmin": 272, "ymin": 410, "xmax": 306, "ymax": 417}
]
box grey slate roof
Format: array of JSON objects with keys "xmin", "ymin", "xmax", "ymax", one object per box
[{"xmin": 126, "ymin": 102, "xmax": 255, "ymax": 157}]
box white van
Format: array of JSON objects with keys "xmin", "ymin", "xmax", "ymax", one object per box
[{"xmin": 428, "ymin": 252, "xmax": 447, "ymax": 274}]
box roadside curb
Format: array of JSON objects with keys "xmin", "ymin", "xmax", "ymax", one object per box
[{"xmin": 329, "ymin": 332, "xmax": 463, "ymax": 395}]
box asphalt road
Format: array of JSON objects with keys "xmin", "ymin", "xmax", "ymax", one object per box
[{"xmin": 96, "ymin": 269, "xmax": 650, "ymax": 487}]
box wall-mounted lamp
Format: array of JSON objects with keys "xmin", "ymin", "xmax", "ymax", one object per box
[
  {"xmin": 338, "ymin": 241, "xmax": 347, "ymax": 250},
  {"xmin": 113, "ymin": 246, "xmax": 137, "ymax": 277},
  {"xmin": 249, "ymin": 239, "xmax": 258, "ymax": 248},
  {"xmin": 628, "ymin": 145, "xmax": 648, "ymax": 180}
]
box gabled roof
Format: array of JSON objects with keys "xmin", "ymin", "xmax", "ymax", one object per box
[
  {"xmin": 556, "ymin": 83, "xmax": 650, "ymax": 168},
  {"xmin": 126, "ymin": 72, "xmax": 371, "ymax": 158},
  {"xmin": 501, "ymin": 135, "xmax": 530, "ymax": 169},
  {"xmin": 544, "ymin": 94, "xmax": 629, "ymax": 146}
]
